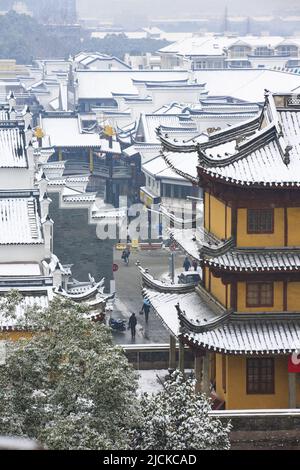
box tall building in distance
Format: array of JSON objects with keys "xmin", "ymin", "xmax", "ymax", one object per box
[
  {"xmin": 0, "ymin": 0, "xmax": 77, "ymax": 24},
  {"xmin": 33, "ymin": 0, "xmax": 77, "ymax": 24}
]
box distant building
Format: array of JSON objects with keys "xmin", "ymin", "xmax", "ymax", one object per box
[{"xmin": 159, "ymin": 35, "xmax": 300, "ymax": 70}]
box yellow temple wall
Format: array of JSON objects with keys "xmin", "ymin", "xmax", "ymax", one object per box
[
  {"xmin": 287, "ymin": 282, "xmax": 300, "ymax": 311},
  {"xmin": 210, "ymin": 272, "xmax": 227, "ymax": 307},
  {"xmin": 204, "ymin": 192, "xmax": 209, "ymax": 231},
  {"xmin": 237, "ymin": 208, "xmax": 284, "ymax": 247},
  {"xmin": 215, "ymin": 354, "xmax": 300, "ymax": 409},
  {"xmin": 287, "ymin": 208, "xmax": 300, "ymax": 246},
  {"xmin": 205, "ymin": 269, "xmax": 230, "ymax": 308},
  {"xmin": 204, "ymin": 192, "xmax": 232, "ymax": 240},
  {"xmin": 0, "ymin": 331, "xmax": 33, "ymax": 341},
  {"xmin": 237, "ymin": 281, "xmax": 283, "ymax": 313},
  {"xmin": 218, "ymin": 355, "xmax": 299, "ymax": 410}
]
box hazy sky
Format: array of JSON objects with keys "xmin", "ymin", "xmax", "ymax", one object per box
[{"xmin": 77, "ymin": 0, "xmax": 300, "ymax": 19}]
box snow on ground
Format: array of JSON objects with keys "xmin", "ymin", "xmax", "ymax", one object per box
[{"xmin": 137, "ymin": 369, "xmax": 169, "ymax": 395}]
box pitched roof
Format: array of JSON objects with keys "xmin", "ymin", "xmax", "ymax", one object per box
[
  {"xmin": 0, "ymin": 125, "xmax": 27, "ymax": 168},
  {"xmin": 41, "ymin": 116, "xmax": 121, "ymax": 153},
  {"xmin": 76, "ymin": 70, "xmax": 189, "ymax": 100},
  {"xmin": 0, "ymin": 195, "xmax": 43, "ymax": 245},
  {"xmin": 193, "ymin": 93, "xmax": 300, "ymax": 188},
  {"xmin": 144, "ymin": 285, "xmax": 300, "ymax": 354},
  {"xmin": 203, "ymin": 249, "xmax": 300, "ymax": 272},
  {"xmin": 185, "ymin": 319, "xmax": 300, "ymax": 354}
]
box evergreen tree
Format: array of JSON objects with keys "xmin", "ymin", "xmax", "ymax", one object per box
[
  {"xmin": 130, "ymin": 370, "xmax": 231, "ymax": 450},
  {"xmin": 0, "ymin": 294, "xmax": 139, "ymax": 450}
]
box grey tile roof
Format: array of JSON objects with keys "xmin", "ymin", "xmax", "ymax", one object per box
[{"xmin": 204, "ymin": 249, "xmax": 300, "ymax": 272}]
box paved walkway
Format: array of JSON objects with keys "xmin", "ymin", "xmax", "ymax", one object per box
[{"xmin": 110, "ymin": 247, "xmax": 185, "ymax": 345}]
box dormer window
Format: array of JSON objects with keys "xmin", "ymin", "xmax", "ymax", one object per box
[{"xmin": 247, "ymin": 208, "xmax": 274, "ymax": 234}]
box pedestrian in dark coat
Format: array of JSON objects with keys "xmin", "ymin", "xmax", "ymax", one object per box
[
  {"xmin": 183, "ymin": 256, "xmax": 191, "ymax": 272},
  {"xmin": 128, "ymin": 313, "xmax": 137, "ymax": 339},
  {"xmin": 192, "ymin": 260, "xmax": 198, "ymax": 271},
  {"xmin": 141, "ymin": 298, "xmax": 151, "ymax": 323}
]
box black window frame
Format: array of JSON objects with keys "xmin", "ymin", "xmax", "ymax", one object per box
[
  {"xmin": 247, "ymin": 208, "xmax": 274, "ymax": 234},
  {"xmin": 246, "ymin": 282, "xmax": 274, "ymax": 308},
  {"xmin": 246, "ymin": 358, "xmax": 275, "ymax": 394}
]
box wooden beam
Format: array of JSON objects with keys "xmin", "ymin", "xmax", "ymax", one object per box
[
  {"xmin": 194, "ymin": 353, "xmax": 203, "ymax": 394},
  {"xmin": 202, "ymin": 353, "xmax": 210, "ymax": 396},
  {"xmin": 169, "ymin": 335, "xmax": 176, "ymax": 370},
  {"xmin": 179, "ymin": 340, "xmax": 185, "ymax": 373}
]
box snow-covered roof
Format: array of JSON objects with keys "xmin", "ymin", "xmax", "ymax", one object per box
[
  {"xmin": 0, "ymin": 125, "xmax": 27, "ymax": 168},
  {"xmin": 41, "ymin": 116, "xmax": 121, "ymax": 153},
  {"xmin": 164, "ymin": 92, "xmax": 300, "ymax": 188},
  {"xmin": 0, "ymin": 263, "xmax": 41, "ymax": 276},
  {"xmin": 0, "ymin": 294, "xmax": 49, "ymax": 331},
  {"xmin": 159, "ymin": 35, "xmax": 300, "ymax": 57},
  {"xmin": 74, "ymin": 52, "xmax": 131, "ymax": 69},
  {"xmin": 185, "ymin": 319, "xmax": 300, "ymax": 354},
  {"xmin": 76, "ymin": 70, "xmax": 189, "ymax": 100},
  {"xmin": 143, "ymin": 155, "xmax": 188, "ymax": 182},
  {"xmin": 136, "ymin": 113, "xmax": 198, "ymax": 144},
  {"xmin": 162, "ymin": 151, "xmax": 199, "ymax": 182},
  {"xmin": 0, "ymin": 195, "xmax": 43, "ymax": 245},
  {"xmin": 144, "ymin": 284, "xmax": 300, "ymax": 354},
  {"xmin": 203, "ymin": 249, "xmax": 300, "ymax": 272},
  {"xmin": 198, "ymin": 103, "xmax": 300, "ymax": 187},
  {"xmin": 194, "ymin": 69, "xmax": 300, "ymax": 103},
  {"xmin": 159, "ymin": 36, "xmax": 230, "ymax": 57}
]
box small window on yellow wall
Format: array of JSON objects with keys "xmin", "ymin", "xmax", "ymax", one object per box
[
  {"xmin": 247, "ymin": 209, "xmax": 274, "ymax": 234},
  {"xmin": 247, "ymin": 358, "xmax": 275, "ymax": 394},
  {"xmin": 246, "ymin": 282, "xmax": 273, "ymax": 307}
]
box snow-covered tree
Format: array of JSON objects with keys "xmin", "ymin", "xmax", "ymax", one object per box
[
  {"xmin": 131, "ymin": 370, "xmax": 231, "ymax": 450},
  {"xmin": 0, "ymin": 294, "xmax": 139, "ymax": 450}
]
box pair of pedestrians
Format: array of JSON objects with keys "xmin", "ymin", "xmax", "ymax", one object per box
[{"xmin": 128, "ymin": 298, "xmax": 151, "ymax": 340}]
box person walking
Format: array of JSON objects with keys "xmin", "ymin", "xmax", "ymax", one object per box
[
  {"xmin": 122, "ymin": 247, "xmax": 130, "ymax": 265},
  {"xmin": 141, "ymin": 298, "xmax": 151, "ymax": 323},
  {"xmin": 183, "ymin": 256, "xmax": 191, "ymax": 272},
  {"xmin": 128, "ymin": 312, "xmax": 137, "ymax": 339},
  {"xmin": 192, "ymin": 260, "xmax": 198, "ymax": 272}
]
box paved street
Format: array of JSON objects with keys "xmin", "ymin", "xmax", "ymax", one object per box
[{"xmin": 111, "ymin": 246, "xmax": 185, "ymax": 345}]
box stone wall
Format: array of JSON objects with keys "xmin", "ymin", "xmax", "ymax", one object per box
[{"xmin": 49, "ymin": 192, "xmax": 114, "ymax": 291}]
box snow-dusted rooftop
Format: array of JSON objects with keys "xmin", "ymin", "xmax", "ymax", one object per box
[
  {"xmin": 0, "ymin": 294, "xmax": 49, "ymax": 331},
  {"xmin": 76, "ymin": 70, "xmax": 189, "ymax": 100},
  {"xmin": 0, "ymin": 195, "xmax": 43, "ymax": 245},
  {"xmin": 136, "ymin": 113, "xmax": 198, "ymax": 144},
  {"xmin": 159, "ymin": 35, "xmax": 300, "ymax": 57},
  {"xmin": 194, "ymin": 69, "xmax": 300, "ymax": 103},
  {"xmin": 0, "ymin": 125, "xmax": 27, "ymax": 168},
  {"xmin": 0, "ymin": 263, "xmax": 41, "ymax": 276},
  {"xmin": 41, "ymin": 116, "xmax": 121, "ymax": 153},
  {"xmin": 143, "ymin": 155, "xmax": 188, "ymax": 182}
]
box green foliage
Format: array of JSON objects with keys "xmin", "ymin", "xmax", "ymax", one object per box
[
  {"xmin": 130, "ymin": 370, "xmax": 232, "ymax": 450},
  {"xmin": 0, "ymin": 296, "xmax": 139, "ymax": 450},
  {"xmin": 0, "ymin": 11, "xmax": 169, "ymax": 63}
]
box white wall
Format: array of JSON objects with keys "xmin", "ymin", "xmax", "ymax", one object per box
[
  {"xmin": 0, "ymin": 244, "xmax": 46, "ymax": 263},
  {"xmin": 0, "ymin": 169, "xmax": 34, "ymax": 190}
]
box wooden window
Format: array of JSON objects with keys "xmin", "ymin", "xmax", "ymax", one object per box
[
  {"xmin": 247, "ymin": 358, "xmax": 275, "ymax": 394},
  {"xmin": 247, "ymin": 209, "xmax": 274, "ymax": 234},
  {"xmin": 246, "ymin": 282, "xmax": 274, "ymax": 307}
]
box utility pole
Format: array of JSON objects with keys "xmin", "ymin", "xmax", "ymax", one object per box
[{"xmin": 169, "ymin": 251, "xmax": 175, "ymax": 284}]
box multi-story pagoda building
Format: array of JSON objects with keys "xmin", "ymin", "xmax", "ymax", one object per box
[{"xmin": 143, "ymin": 92, "xmax": 300, "ymax": 409}]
